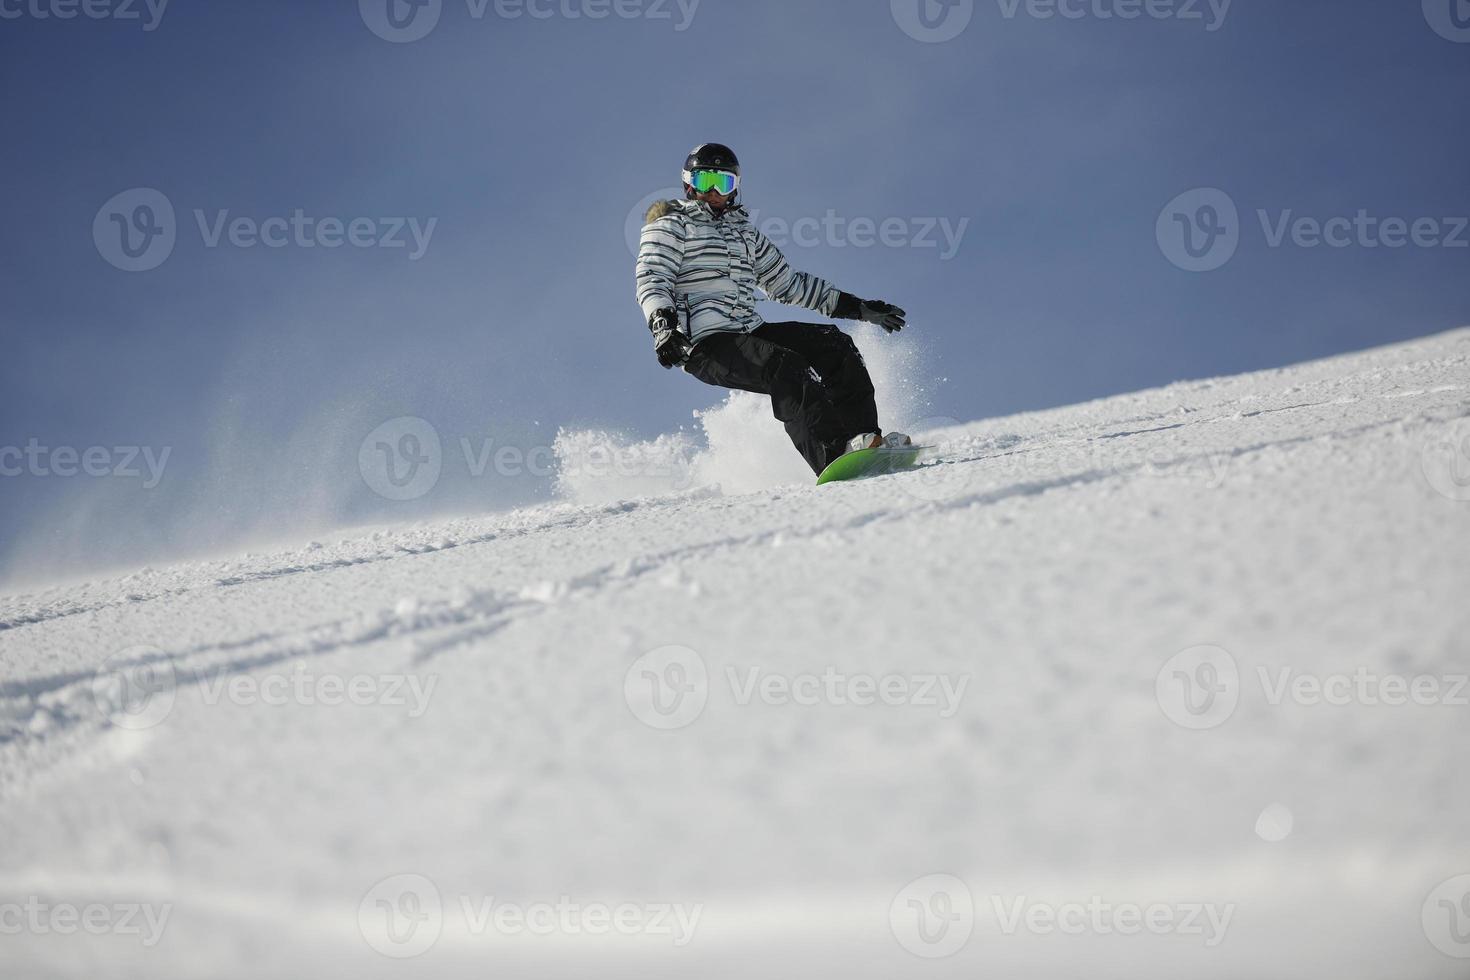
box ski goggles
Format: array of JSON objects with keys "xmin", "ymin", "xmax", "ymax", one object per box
[{"xmin": 683, "ymin": 168, "xmax": 740, "ymax": 195}]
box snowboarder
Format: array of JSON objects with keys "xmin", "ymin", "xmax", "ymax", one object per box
[{"xmin": 635, "ymin": 142, "xmax": 911, "ymax": 477}]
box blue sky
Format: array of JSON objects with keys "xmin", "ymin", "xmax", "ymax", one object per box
[{"xmin": 1, "ymin": 0, "xmax": 1467, "ymax": 586}]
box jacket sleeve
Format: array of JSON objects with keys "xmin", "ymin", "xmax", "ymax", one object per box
[
  {"xmin": 636, "ymin": 215, "xmax": 686, "ymax": 322},
  {"xmin": 749, "ymin": 227, "xmax": 841, "ymax": 317}
]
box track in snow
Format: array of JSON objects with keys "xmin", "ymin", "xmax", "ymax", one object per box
[{"xmin": 2, "ymin": 329, "xmax": 1469, "ymax": 979}]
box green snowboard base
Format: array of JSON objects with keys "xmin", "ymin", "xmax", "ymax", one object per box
[{"xmin": 816, "ymin": 445, "xmax": 924, "ymax": 485}]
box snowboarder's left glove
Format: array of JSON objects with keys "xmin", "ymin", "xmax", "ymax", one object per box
[
  {"xmin": 648, "ymin": 307, "xmax": 691, "ymax": 369},
  {"xmin": 833, "ymin": 292, "xmax": 906, "ymax": 333}
]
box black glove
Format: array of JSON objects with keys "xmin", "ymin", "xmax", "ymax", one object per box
[
  {"xmin": 648, "ymin": 307, "xmax": 691, "ymax": 369},
  {"xmin": 833, "ymin": 292, "xmax": 906, "ymax": 333}
]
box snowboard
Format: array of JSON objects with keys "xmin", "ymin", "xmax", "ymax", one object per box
[{"xmin": 816, "ymin": 445, "xmax": 925, "ymax": 485}]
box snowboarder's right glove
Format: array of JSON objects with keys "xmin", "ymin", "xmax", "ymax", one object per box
[
  {"xmin": 833, "ymin": 292, "xmax": 906, "ymax": 333},
  {"xmin": 648, "ymin": 307, "xmax": 691, "ymax": 369}
]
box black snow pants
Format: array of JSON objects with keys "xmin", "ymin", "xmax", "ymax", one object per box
[{"xmin": 683, "ymin": 320, "xmax": 879, "ymax": 476}]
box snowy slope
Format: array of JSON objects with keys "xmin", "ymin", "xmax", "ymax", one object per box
[{"xmin": 2, "ymin": 329, "xmax": 1468, "ymax": 979}]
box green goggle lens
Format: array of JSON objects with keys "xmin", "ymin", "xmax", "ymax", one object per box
[{"xmin": 687, "ymin": 169, "xmax": 739, "ymax": 195}]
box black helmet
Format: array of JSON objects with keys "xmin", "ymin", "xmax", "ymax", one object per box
[
  {"xmin": 684, "ymin": 142, "xmax": 740, "ymax": 175},
  {"xmin": 683, "ymin": 143, "xmax": 741, "ymax": 203}
]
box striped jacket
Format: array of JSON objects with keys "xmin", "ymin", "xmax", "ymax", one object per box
[{"xmin": 636, "ymin": 198, "xmax": 843, "ymax": 344}]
